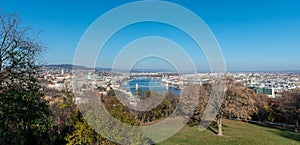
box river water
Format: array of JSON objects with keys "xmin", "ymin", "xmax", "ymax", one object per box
[{"xmin": 122, "ymin": 78, "xmax": 181, "ymax": 96}]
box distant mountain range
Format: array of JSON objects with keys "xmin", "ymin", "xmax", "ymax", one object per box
[{"xmin": 41, "ymin": 64, "xmax": 300, "ymax": 73}]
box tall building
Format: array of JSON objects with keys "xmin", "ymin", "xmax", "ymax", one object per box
[{"xmin": 61, "ymin": 68, "xmax": 64, "ymax": 75}]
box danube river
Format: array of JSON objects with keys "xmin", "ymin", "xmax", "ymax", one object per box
[{"xmin": 122, "ymin": 78, "xmax": 181, "ymax": 96}]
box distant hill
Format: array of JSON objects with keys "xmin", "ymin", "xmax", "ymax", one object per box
[
  {"xmin": 42, "ymin": 65, "xmax": 184, "ymax": 73},
  {"xmin": 95, "ymin": 67, "xmax": 112, "ymax": 72},
  {"xmin": 41, "ymin": 64, "xmax": 89, "ymax": 70}
]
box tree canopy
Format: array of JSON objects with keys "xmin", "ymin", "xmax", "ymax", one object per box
[{"xmin": 0, "ymin": 11, "xmax": 51, "ymax": 144}]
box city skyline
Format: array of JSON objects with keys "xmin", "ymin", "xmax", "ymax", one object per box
[{"xmin": 2, "ymin": 0, "xmax": 300, "ymax": 71}]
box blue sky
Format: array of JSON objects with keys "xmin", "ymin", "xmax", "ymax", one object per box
[{"xmin": 1, "ymin": 0, "xmax": 300, "ymax": 71}]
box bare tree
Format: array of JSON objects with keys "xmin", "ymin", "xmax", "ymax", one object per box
[
  {"xmin": 0, "ymin": 11, "xmax": 42, "ymax": 88},
  {"xmin": 0, "ymin": 11, "xmax": 50, "ymax": 144}
]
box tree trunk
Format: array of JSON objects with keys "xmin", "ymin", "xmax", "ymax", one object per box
[
  {"xmin": 295, "ymin": 119, "xmax": 299, "ymax": 133},
  {"xmin": 217, "ymin": 116, "xmax": 223, "ymax": 136}
]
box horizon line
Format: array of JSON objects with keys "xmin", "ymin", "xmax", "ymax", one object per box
[{"xmin": 41, "ymin": 64, "xmax": 300, "ymax": 73}]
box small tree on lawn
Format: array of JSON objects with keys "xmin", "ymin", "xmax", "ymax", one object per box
[{"xmin": 214, "ymin": 79, "xmax": 257, "ymax": 136}]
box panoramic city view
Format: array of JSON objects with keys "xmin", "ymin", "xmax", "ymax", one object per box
[{"xmin": 1, "ymin": 0, "xmax": 300, "ymax": 145}]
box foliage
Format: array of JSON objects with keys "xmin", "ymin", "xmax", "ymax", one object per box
[
  {"xmin": 97, "ymin": 86, "xmax": 106, "ymax": 91},
  {"xmin": 190, "ymin": 85, "xmax": 210, "ymax": 122},
  {"xmin": 47, "ymin": 90, "xmax": 77, "ymax": 144},
  {"xmin": 0, "ymin": 11, "xmax": 52, "ymax": 144},
  {"xmin": 64, "ymin": 109, "xmax": 108, "ymax": 145},
  {"xmin": 134, "ymin": 91, "xmax": 178, "ymax": 124},
  {"xmin": 252, "ymin": 94, "xmax": 270, "ymax": 122},
  {"xmin": 65, "ymin": 95, "xmax": 152, "ymax": 145},
  {"xmin": 222, "ymin": 85, "xmax": 257, "ymax": 120},
  {"xmin": 0, "ymin": 83, "xmax": 52, "ymax": 145},
  {"xmin": 191, "ymin": 78, "xmax": 258, "ymax": 136},
  {"xmin": 281, "ymin": 91, "xmax": 300, "ymax": 126},
  {"xmin": 251, "ymin": 90, "xmax": 300, "ymax": 132},
  {"xmin": 107, "ymin": 89, "xmax": 115, "ymax": 96},
  {"xmin": 66, "ymin": 121, "xmax": 100, "ymax": 145}
]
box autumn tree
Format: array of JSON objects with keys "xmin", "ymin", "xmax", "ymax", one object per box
[
  {"xmin": 190, "ymin": 84, "xmax": 210, "ymax": 123},
  {"xmin": 223, "ymin": 85, "xmax": 257, "ymax": 120},
  {"xmin": 252, "ymin": 94, "xmax": 270, "ymax": 122},
  {"xmin": 46, "ymin": 89, "xmax": 78, "ymax": 144},
  {"xmin": 281, "ymin": 91, "xmax": 300, "ymax": 132},
  {"xmin": 0, "ymin": 11, "xmax": 51, "ymax": 144},
  {"xmin": 266, "ymin": 98, "xmax": 282, "ymax": 123},
  {"xmin": 134, "ymin": 92, "xmax": 178, "ymax": 123},
  {"xmin": 209, "ymin": 78, "xmax": 257, "ymax": 136}
]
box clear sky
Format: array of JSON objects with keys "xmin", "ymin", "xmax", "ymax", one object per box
[{"xmin": 1, "ymin": 0, "xmax": 300, "ymax": 71}]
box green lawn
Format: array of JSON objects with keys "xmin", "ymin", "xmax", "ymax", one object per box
[{"xmin": 158, "ymin": 119, "xmax": 300, "ymax": 145}]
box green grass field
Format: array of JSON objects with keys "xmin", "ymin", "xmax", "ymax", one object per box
[{"xmin": 158, "ymin": 119, "xmax": 300, "ymax": 145}]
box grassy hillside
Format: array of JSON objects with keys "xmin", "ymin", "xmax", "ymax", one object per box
[{"xmin": 158, "ymin": 119, "xmax": 300, "ymax": 145}]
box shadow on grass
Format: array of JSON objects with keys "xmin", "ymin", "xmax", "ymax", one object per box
[
  {"xmin": 207, "ymin": 126, "xmax": 218, "ymax": 134},
  {"xmin": 269, "ymin": 130, "xmax": 300, "ymax": 142},
  {"xmin": 247, "ymin": 121, "xmax": 298, "ymax": 132},
  {"xmin": 247, "ymin": 121, "xmax": 300, "ymax": 142}
]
